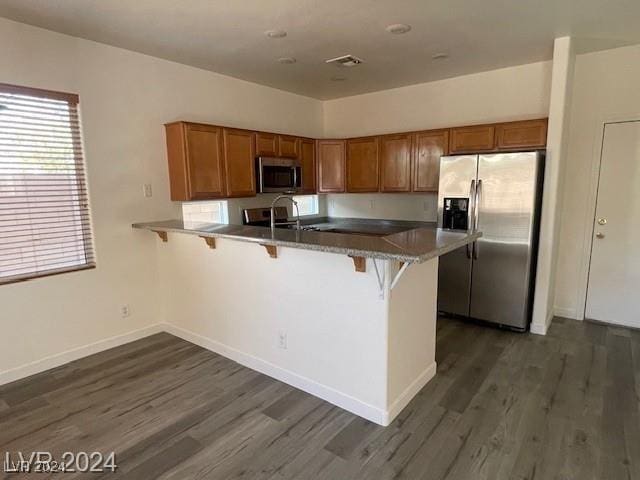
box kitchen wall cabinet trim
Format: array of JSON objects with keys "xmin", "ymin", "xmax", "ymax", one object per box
[
  {"xmin": 165, "ymin": 121, "xmax": 226, "ymax": 201},
  {"xmin": 495, "ymin": 118, "xmax": 548, "ymax": 150},
  {"xmin": 278, "ymin": 135, "xmax": 300, "ymax": 158},
  {"xmin": 380, "ymin": 133, "xmax": 413, "ymax": 193},
  {"xmin": 449, "ymin": 124, "xmax": 496, "ymax": 154},
  {"xmin": 412, "ymin": 130, "xmax": 449, "ymax": 192},
  {"xmin": 222, "ymin": 128, "xmax": 257, "ymax": 198},
  {"xmin": 299, "ymin": 138, "xmax": 316, "ymax": 193},
  {"xmin": 317, "ymin": 140, "xmax": 346, "ymax": 193},
  {"xmin": 255, "ymin": 131, "xmax": 279, "ymax": 157},
  {"xmin": 346, "ymin": 136, "xmax": 380, "ymax": 193}
]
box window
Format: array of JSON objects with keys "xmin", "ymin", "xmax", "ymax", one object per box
[
  {"xmin": 292, "ymin": 195, "xmax": 319, "ymax": 216},
  {"xmin": 0, "ymin": 83, "xmax": 94, "ymax": 284},
  {"xmin": 182, "ymin": 200, "xmax": 228, "ymax": 225}
]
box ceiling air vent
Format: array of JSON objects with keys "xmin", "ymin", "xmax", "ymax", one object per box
[{"xmin": 325, "ymin": 55, "xmax": 364, "ymax": 67}]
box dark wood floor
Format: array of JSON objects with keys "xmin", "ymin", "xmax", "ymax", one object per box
[{"xmin": 1, "ymin": 316, "xmax": 639, "ymax": 479}]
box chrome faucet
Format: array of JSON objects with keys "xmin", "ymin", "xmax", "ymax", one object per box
[{"xmin": 270, "ymin": 195, "xmax": 301, "ymax": 231}]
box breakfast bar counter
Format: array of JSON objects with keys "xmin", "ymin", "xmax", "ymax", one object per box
[
  {"xmin": 132, "ymin": 219, "xmax": 480, "ymax": 264},
  {"xmin": 133, "ymin": 219, "xmax": 479, "ymax": 426}
]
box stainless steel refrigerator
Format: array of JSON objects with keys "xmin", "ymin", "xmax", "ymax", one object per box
[{"xmin": 437, "ymin": 151, "xmax": 544, "ymax": 331}]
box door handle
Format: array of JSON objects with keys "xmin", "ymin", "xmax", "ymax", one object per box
[
  {"xmin": 466, "ymin": 180, "xmax": 476, "ymax": 259},
  {"xmin": 474, "ymin": 179, "xmax": 482, "ymax": 231},
  {"xmin": 596, "ymin": 232, "xmax": 605, "ymax": 239},
  {"xmin": 473, "ymin": 180, "xmax": 482, "ymax": 259}
]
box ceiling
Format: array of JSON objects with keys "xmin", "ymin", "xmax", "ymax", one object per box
[{"xmin": 0, "ymin": 0, "xmax": 639, "ymax": 100}]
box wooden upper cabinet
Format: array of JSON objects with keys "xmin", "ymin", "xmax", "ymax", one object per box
[
  {"xmin": 165, "ymin": 117, "xmax": 547, "ymax": 201},
  {"xmin": 346, "ymin": 137, "xmax": 380, "ymax": 193},
  {"xmin": 496, "ymin": 119, "xmax": 548, "ymax": 150},
  {"xmin": 255, "ymin": 131, "xmax": 278, "ymax": 156},
  {"xmin": 412, "ymin": 130, "xmax": 448, "ymax": 192},
  {"xmin": 299, "ymin": 138, "xmax": 316, "ymax": 193},
  {"xmin": 222, "ymin": 128, "xmax": 256, "ymax": 197},
  {"xmin": 379, "ymin": 134, "xmax": 412, "ymax": 192},
  {"xmin": 165, "ymin": 122, "xmax": 225, "ymax": 201},
  {"xmin": 278, "ymin": 135, "xmax": 300, "ymax": 158},
  {"xmin": 317, "ymin": 140, "xmax": 346, "ymax": 193},
  {"xmin": 449, "ymin": 124, "xmax": 495, "ymax": 154}
]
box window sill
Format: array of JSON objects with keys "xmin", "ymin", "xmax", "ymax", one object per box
[{"xmin": 0, "ymin": 264, "xmax": 96, "ymax": 286}]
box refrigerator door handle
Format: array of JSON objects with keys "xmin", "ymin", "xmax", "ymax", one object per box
[
  {"xmin": 466, "ymin": 179, "xmax": 476, "ymax": 259},
  {"xmin": 473, "ymin": 179, "xmax": 483, "ymax": 259}
]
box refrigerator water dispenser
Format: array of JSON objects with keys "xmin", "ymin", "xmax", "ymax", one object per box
[{"xmin": 443, "ymin": 198, "xmax": 469, "ymax": 230}]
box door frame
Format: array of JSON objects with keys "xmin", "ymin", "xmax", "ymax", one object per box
[{"xmin": 577, "ymin": 115, "xmax": 640, "ymax": 321}]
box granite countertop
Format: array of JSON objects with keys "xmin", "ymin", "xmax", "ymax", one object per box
[{"xmin": 132, "ymin": 219, "xmax": 481, "ymax": 263}]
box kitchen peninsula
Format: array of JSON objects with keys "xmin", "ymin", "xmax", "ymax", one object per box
[{"xmin": 133, "ymin": 220, "xmax": 480, "ymax": 425}]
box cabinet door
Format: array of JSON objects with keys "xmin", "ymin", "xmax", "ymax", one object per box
[
  {"xmin": 413, "ymin": 130, "xmax": 448, "ymax": 192},
  {"xmin": 346, "ymin": 137, "xmax": 379, "ymax": 192},
  {"xmin": 380, "ymin": 134, "xmax": 412, "ymax": 192},
  {"xmin": 223, "ymin": 128, "xmax": 256, "ymax": 197},
  {"xmin": 496, "ymin": 119, "xmax": 547, "ymax": 150},
  {"xmin": 255, "ymin": 131, "xmax": 278, "ymax": 156},
  {"xmin": 278, "ymin": 135, "xmax": 300, "ymax": 158},
  {"xmin": 449, "ymin": 125, "xmax": 495, "ymax": 154},
  {"xmin": 165, "ymin": 122, "xmax": 225, "ymax": 201},
  {"xmin": 299, "ymin": 138, "xmax": 316, "ymax": 193},
  {"xmin": 317, "ymin": 140, "xmax": 346, "ymax": 193}
]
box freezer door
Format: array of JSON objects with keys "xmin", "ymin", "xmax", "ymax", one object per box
[
  {"xmin": 470, "ymin": 152, "xmax": 542, "ymax": 329},
  {"xmin": 437, "ymin": 155, "xmax": 478, "ymax": 316},
  {"xmin": 437, "ymin": 155, "xmax": 478, "ymax": 227}
]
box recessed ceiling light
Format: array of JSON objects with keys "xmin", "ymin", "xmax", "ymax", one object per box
[
  {"xmin": 265, "ymin": 30, "xmax": 287, "ymax": 39},
  {"xmin": 331, "ymin": 76, "xmax": 346, "ymax": 82},
  {"xmin": 386, "ymin": 24, "xmax": 412, "ymax": 35},
  {"xmin": 277, "ymin": 57, "xmax": 296, "ymax": 64},
  {"xmin": 432, "ymin": 52, "xmax": 449, "ymax": 60}
]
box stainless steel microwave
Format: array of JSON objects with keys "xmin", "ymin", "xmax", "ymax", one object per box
[{"xmin": 256, "ymin": 157, "xmax": 302, "ymax": 193}]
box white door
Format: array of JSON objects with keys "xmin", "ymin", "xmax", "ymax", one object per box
[{"xmin": 586, "ymin": 121, "xmax": 640, "ymax": 327}]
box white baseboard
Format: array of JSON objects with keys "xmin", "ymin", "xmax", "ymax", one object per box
[
  {"xmin": 554, "ymin": 306, "xmax": 579, "ymax": 319},
  {"xmin": 163, "ymin": 323, "xmax": 391, "ymax": 426},
  {"xmin": 0, "ymin": 324, "xmax": 164, "ymax": 386},
  {"xmin": 529, "ymin": 322, "xmax": 548, "ymax": 336},
  {"xmin": 384, "ymin": 362, "xmax": 437, "ymax": 426}
]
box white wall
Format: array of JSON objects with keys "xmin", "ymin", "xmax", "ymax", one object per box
[
  {"xmin": 326, "ymin": 193, "xmax": 438, "ymax": 222},
  {"xmin": 323, "ymin": 61, "xmax": 552, "ymax": 138},
  {"xmin": 530, "ymin": 37, "xmax": 576, "ymax": 335},
  {"xmin": 387, "ymin": 258, "xmax": 438, "ymax": 413},
  {"xmin": 0, "ymin": 18, "xmax": 323, "ymax": 380},
  {"xmin": 554, "ymin": 44, "xmax": 640, "ymax": 319}
]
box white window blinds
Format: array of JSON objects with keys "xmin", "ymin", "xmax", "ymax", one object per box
[{"xmin": 0, "ymin": 83, "xmax": 95, "ymax": 284}]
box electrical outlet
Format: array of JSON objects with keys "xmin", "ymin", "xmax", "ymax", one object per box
[
  {"xmin": 369, "ymin": 199, "xmax": 375, "ymax": 210},
  {"xmin": 277, "ymin": 331, "xmax": 287, "ymax": 350},
  {"xmin": 121, "ymin": 305, "xmax": 130, "ymax": 318},
  {"xmin": 143, "ymin": 184, "xmax": 153, "ymax": 198}
]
